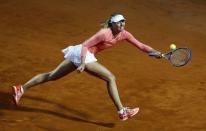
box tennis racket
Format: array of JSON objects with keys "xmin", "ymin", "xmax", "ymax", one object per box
[{"xmin": 149, "ymin": 48, "xmax": 192, "ymax": 67}]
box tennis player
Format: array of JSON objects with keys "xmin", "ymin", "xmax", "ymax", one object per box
[{"xmin": 12, "ymin": 13, "xmax": 161, "ymax": 121}]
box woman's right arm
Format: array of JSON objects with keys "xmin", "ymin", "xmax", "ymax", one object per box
[{"xmin": 124, "ymin": 31, "xmax": 161, "ymax": 58}]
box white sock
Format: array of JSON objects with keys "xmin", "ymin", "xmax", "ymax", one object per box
[
  {"xmin": 118, "ymin": 108, "xmax": 125, "ymax": 114},
  {"xmin": 20, "ymin": 86, "xmax": 24, "ymax": 94}
]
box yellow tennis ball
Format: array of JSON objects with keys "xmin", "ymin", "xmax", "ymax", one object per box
[{"xmin": 170, "ymin": 44, "xmax": 176, "ymax": 50}]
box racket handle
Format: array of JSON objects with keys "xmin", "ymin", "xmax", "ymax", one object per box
[
  {"xmin": 148, "ymin": 52, "xmax": 157, "ymax": 56},
  {"xmin": 148, "ymin": 51, "xmax": 163, "ymax": 59}
]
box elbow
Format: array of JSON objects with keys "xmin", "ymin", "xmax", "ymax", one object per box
[{"xmin": 81, "ymin": 46, "xmax": 88, "ymax": 56}]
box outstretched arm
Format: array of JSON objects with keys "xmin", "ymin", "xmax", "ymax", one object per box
[{"xmin": 125, "ymin": 31, "xmax": 161, "ymax": 58}]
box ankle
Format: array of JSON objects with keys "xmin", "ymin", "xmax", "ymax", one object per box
[
  {"xmin": 21, "ymin": 85, "xmax": 25, "ymax": 93},
  {"xmin": 118, "ymin": 107, "xmax": 125, "ymax": 114}
]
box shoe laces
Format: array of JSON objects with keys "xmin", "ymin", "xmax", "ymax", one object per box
[{"xmin": 16, "ymin": 86, "xmax": 23, "ymax": 96}]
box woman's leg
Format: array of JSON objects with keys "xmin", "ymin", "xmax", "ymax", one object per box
[
  {"xmin": 23, "ymin": 59, "xmax": 76, "ymax": 91},
  {"xmin": 85, "ymin": 62, "xmax": 124, "ymax": 111}
]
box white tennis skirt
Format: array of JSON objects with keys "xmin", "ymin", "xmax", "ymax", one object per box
[{"xmin": 62, "ymin": 44, "xmax": 97, "ymax": 67}]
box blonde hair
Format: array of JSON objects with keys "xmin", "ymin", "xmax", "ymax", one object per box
[{"xmin": 101, "ymin": 12, "xmax": 123, "ymax": 28}]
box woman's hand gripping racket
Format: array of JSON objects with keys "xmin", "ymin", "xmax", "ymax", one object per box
[{"xmin": 149, "ymin": 48, "xmax": 192, "ymax": 67}]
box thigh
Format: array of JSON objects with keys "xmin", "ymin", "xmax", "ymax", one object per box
[
  {"xmin": 50, "ymin": 59, "xmax": 76, "ymax": 79},
  {"xmin": 85, "ymin": 62, "xmax": 114, "ymax": 81}
]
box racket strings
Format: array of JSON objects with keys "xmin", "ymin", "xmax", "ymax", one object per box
[{"xmin": 170, "ymin": 49, "xmax": 191, "ymax": 66}]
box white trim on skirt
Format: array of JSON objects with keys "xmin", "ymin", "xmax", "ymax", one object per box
[{"xmin": 62, "ymin": 44, "xmax": 97, "ymax": 67}]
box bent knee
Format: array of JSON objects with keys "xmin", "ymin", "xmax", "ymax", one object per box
[{"xmin": 105, "ymin": 74, "xmax": 116, "ymax": 82}]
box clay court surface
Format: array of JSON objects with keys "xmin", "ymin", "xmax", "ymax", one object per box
[{"xmin": 0, "ymin": 0, "xmax": 206, "ymax": 130}]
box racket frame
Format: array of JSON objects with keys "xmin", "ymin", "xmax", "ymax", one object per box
[{"xmin": 162, "ymin": 47, "xmax": 192, "ymax": 67}]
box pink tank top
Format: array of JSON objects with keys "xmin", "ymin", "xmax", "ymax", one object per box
[{"xmin": 81, "ymin": 28, "xmax": 153, "ymax": 58}]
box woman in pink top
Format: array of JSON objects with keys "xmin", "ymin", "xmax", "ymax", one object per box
[{"xmin": 12, "ymin": 13, "xmax": 161, "ymax": 121}]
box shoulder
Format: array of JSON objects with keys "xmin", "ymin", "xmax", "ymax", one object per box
[
  {"xmin": 121, "ymin": 30, "xmax": 133, "ymax": 38},
  {"xmin": 93, "ymin": 28, "xmax": 109, "ymax": 36},
  {"xmin": 98, "ymin": 28, "xmax": 111, "ymax": 34},
  {"xmin": 94, "ymin": 28, "xmax": 112, "ymax": 40}
]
